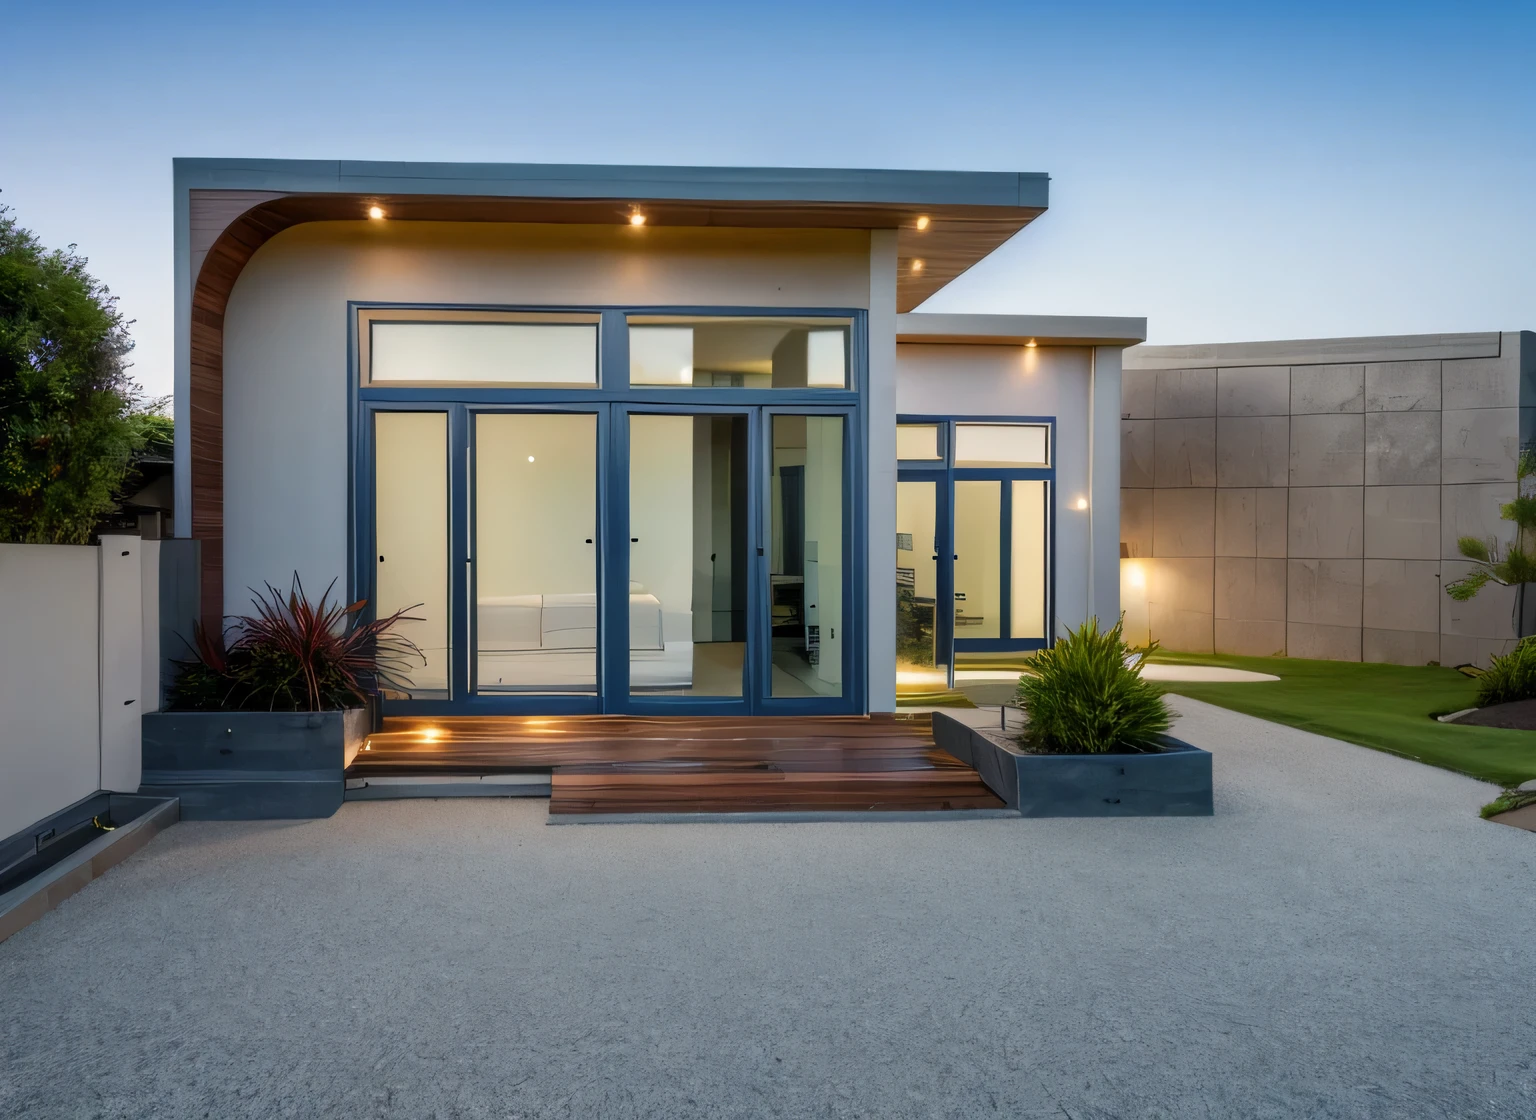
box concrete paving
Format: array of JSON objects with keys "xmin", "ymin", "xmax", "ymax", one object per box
[{"xmin": 3, "ymin": 697, "xmax": 1534, "ymax": 1119}]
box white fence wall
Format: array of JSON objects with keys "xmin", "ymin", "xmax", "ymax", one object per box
[{"xmin": 0, "ymin": 537, "xmax": 159, "ymax": 840}]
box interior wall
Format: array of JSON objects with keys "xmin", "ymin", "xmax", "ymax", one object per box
[
  {"xmin": 476, "ymin": 413, "xmax": 598, "ymax": 600},
  {"xmin": 374, "ymin": 412, "xmax": 450, "ymax": 690},
  {"xmin": 896, "ymin": 343, "xmax": 1094, "ymax": 635},
  {"xmin": 629, "ymin": 414, "xmax": 695, "ymax": 642},
  {"xmin": 221, "ymin": 221, "xmax": 871, "ymax": 618}
]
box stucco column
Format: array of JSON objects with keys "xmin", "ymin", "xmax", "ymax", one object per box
[
  {"xmin": 866, "ymin": 231, "xmax": 898, "ymax": 711},
  {"xmin": 1089, "ymin": 346, "xmax": 1123, "ymax": 627}
]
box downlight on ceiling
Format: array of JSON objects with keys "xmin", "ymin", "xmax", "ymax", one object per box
[
  {"xmin": 629, "ymin": 211, "xmax": 647, "ymax": 226},
  {"xmin": 911, "ymin": 259, "xmax": 925, "ymax": 274},
  {"xmin": 368, "ymin": 205, "xmax": 386, "ymax": 220},
  {"xmin": 915, "ymin": 215, "xmax": 930, "ymax": 230}
]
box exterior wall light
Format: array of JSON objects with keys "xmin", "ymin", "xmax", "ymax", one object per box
[
  {"xmin": 368, "ymin": 205, "xmax": 385, "ymax": 220},
  {"xmin": 915, "ymin": 215, "xmax": 930, "ymax": 230},
  {"xmin": 1075, "ymin": 497, "xmax": 1089, "ymax": 511}
]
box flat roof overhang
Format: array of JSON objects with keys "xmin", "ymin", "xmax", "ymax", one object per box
[
  {"xmin": 897, "ymin": 312, "xmax": 1147, "ymax": 348},
  {"xmin": 177, "ymin": 158, "xmax": 1050, "ymax": 313}
]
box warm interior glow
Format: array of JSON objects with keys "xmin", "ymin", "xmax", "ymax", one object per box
[
  {"xmin": 629, "ymin": 212, "xmax": 646, "ymax": 226},
  {"xmin": 915, "ymin": 215, "xmax": 930, "ymax": 230},
  {"xmin": 1075, "ymin": 497, "xmax": 1089, "ymax": 510},
  {"xmin": 368, "ymin": 205, "xmax": 385, "ymax": 220}
]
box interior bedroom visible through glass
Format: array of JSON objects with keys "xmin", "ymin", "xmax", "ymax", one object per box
[
  {"xmin": 769, "ymin": 414, "xmax": 845, "ymax": 698},
  {"xmin": 627, "ymin": 413, "xmax": 748, "ymax": 696},
  {"xmin": 474, "ymin": 412, "xmax": 599, "ymax": 693}
]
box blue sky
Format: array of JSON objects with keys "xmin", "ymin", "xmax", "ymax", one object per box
[{"xmin": 1, "ymin": 0, "xmax": 1532, "ymax": 403}]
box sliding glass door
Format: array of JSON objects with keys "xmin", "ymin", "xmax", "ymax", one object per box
[
  {"xmin": 896, "ymin": 418, "xmax": 1054, "ymax": 693},
  {"xmin": 370, "ymin": 402, "xmax": 855, "ymax": 714},
  {"xmin": 620, "ymin": 406, "xmax": 853, "ymax": 714}
]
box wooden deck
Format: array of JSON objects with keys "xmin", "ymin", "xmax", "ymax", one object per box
[{"xmin": 348, "ymin": 715, "xmax": 1004, "ymax": 816}]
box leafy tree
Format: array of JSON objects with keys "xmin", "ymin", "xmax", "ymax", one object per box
[
  {"xmin": 1446, "ymin": 443, "xmax": 1536, "ymax": 638},
  {"xmin": 0, "ymin": 203, "xmax": 162, "ymax": 543}
]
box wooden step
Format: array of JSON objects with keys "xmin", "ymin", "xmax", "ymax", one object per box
[{"xmin": 549, "ymin": 767, "xmax": 1004, "ymax": 815}]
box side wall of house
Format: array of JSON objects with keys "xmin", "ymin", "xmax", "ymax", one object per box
[
  {"xmin": 1120, "ymin": 331, "xmax": 1534, "ymax": 666},
  {"xmin": 895, "ymin": 343, "xmax": 1097, "ymax": 637}
]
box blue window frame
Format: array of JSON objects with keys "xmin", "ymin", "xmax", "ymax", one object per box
[
  {"xmin": 350, "ymin": 304, "xmax": 868, "ymax": 717},
  {"xmin": 897, "ymin": 414, "xmax": 1056, "ymax": 667}
]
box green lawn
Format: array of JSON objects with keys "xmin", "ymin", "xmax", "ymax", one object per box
[{"xmin": 1148, "ymin": 651, "xmax": 1536, "ymax": 787}]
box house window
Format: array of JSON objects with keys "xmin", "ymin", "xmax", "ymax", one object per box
[
  {"xmin": 629, "ymin": 316, "xmax": 851, "ymax": 389},
  {"xmin": 896, "ymin": 423, "xmax": 943, "ymax": 461},
  {"xmin": 360, "ymin": 310, "xmax": 599, "ymax": 387},
  {"xmin": 953, "ymin": 423, "xmax": 1049, "ymax": 468}
]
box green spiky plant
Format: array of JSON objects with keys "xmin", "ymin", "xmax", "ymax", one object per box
[
  {"xmin": 1474, "ymin": 636, "xmax": 1536, "ymax": 707},
  {"xmin": 1015, "ymin": 616, "xmax": 1172, "ymax": 754},
  {"xmin": 1446, "ymin": 443, "xmax": 1535, "ymax": 641}
]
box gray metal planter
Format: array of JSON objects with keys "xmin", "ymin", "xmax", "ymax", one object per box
[
  {"xmin": 141, "ymin": 710, "xmax": 369, "ymax": 820},
  {"xmin": 932, "ymin": 711, "xmax": 1213, "ymax": 817}
]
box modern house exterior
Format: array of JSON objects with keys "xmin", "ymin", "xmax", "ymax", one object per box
[
  {"xmin": 1120, "ymin": 331, "xmax": 1535, "ymax": 666},
  {"xmin": 171, "ymin": 159, "xmax": 1143, "ymax": 719}
]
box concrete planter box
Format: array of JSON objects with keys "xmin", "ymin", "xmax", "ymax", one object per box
[
  {"xmin": 141, "ymin": 709, "xmax": 369, "ymax": 820},
  {"xmin": 932, "ymin": 712, "xmax": 1213, "ymax": 817}
]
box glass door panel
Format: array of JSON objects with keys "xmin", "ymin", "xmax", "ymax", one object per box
[
  {"xmin": 953, "ymin": 480, "xmax": 1002, "ymax": 639},
  {"xmin": 768, "ymin": 414, "xmax": 844, "ymax": 698},
  {"xmin": 628, "ymin": 413, "xmax": 747, "ymax": 697},
  {"xmin": 1011, "ymin": 480, "xmax": 1049, "ymax": 641},
  {"xmin": 474, "ymin": 412, "xmax": 598, "ymax": 693},
  {"xmin": 374, "ymin": 411, "xmax": 450, "ymax": 698},
  {"xmin": 896, "ymin": 479, "xmax": 947, "ymax": 693}
]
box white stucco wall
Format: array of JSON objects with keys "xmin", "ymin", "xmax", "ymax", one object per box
[
  {"xmin": 895, "ymin": 343, "xmax": 1097, "ymax": 637},
  {"xmin": 221, "ymin": 220, "xmax": 873, "ymax": 619}
]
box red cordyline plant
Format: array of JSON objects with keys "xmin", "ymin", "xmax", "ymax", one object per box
[{"xmin": 170, "ymin": 574, "xmax": 423, "ymax": 712}]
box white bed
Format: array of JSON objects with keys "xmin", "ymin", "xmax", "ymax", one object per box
[{"xmin": 475, "ymin": 583, "xmax": 693, "ymax": 690}]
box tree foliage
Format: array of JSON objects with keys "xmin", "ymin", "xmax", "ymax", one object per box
[
  {"xmin": 1446, "ymin": 444, "xmax": 1536, "ymax": 636},
  {"xmin": 0, "ymin": 204, "xmax": 161, "ymax": 543}
]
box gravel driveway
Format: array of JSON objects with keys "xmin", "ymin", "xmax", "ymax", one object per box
[{"xmin": 3, "ymin": 697, "xmax": 1533, "ymax": 1119}]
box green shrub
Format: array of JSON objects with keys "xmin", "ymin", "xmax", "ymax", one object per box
[
  {"xmin": 1015, "ymin": 616, "xmax": 1172, "ymax": 753},
  {"xmin": 1477, "ymin": 636, "xmax": 1536, "ymax": 707}
]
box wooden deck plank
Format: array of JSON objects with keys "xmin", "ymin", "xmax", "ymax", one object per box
[{"xmin": 347, "ymin": 713, "xmax": 1005, "ymax": 815}]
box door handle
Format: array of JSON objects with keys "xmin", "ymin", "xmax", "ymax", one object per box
[
  {"xmin": 585, "ymin": 538, "xmax": 593, "ymax": 544},
  {"xmin": 630, "ymin": 537, "xmax": 640, "ymax": 543},
  {"xmin": 757, "ymin": 547, "xmax": 764, "ymax": 556}
]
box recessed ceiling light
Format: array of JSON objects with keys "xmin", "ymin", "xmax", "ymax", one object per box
[
  {"xmin": 1025, "ymin": 339, "xmax": 1038, "ymax": 348},
  {"xmin": 629, "ymin": 212, "xmax": 646, "ymax": 226},
  {"xmin": 368, "ymin": 205, "xmax": 385, "ymax": 220},
  {"xmin": 915, "ymin": 215, "xmax": 930, "ymax": 231},
  {"xmin": 527, "ymin": 455, "xmax": 536, "ymax": 463},
  {"xmin": 911, "ymin": 259, "xmax": 925, "ymax": 273}
]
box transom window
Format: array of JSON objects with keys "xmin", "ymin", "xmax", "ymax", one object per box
[
  {"xmin": 360, "ymin": 309, "xmax": 600, "ymax": 387},
  {"xmin": 629, "ymin": 316, "xmax": 851, "ymax": 389}
]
